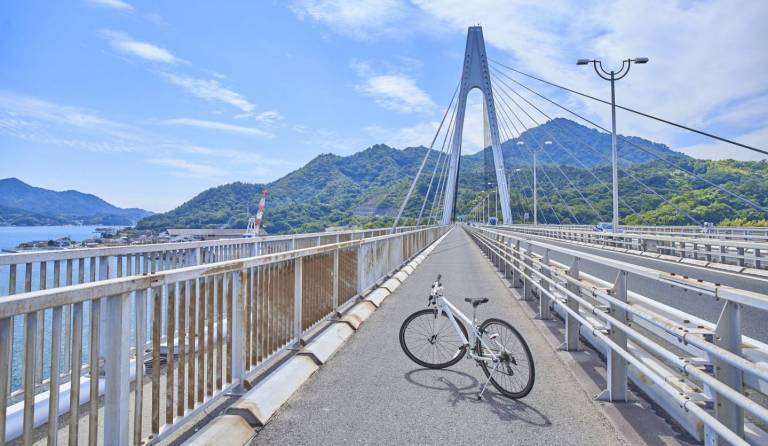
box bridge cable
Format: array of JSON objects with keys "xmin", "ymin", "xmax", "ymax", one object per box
[
  {"xmin": 489, "ymin": 59, "xmax": 768, "ymax": 157},
  {"xmin": 495, "ymin": 92, "xmax": 570, "ymax": 224},
  {"xmin": 495, "ymin": 98, "xmax": 572, "ymax": 223},
  {"xmin": 494, "ymin": 82, "xmax": 607, "ymax": 222},
  {"xmin": 392, "ymin": 83, "xmax": 459, "ymax": 229},
  {"xmin": 490, "ymin": 67, "xmax": 768, "ymax": 214},
  {"xmin": 491, "ymin": 72, "xmax": 650, "ymax": 224},
  {"xmin": 428, "ymin": 114, "xmax": 457, "ymax": 223},
  {"xmin": 494, "ymin": 89, "xmax": 584, "ymax": 223},
  {"xmin": 490, "ymin": 68, "xmax": 702, "ymax": 225},
  {"xmin": 417, "ymin": 98, "xmax": 458, "ymax": 225}
]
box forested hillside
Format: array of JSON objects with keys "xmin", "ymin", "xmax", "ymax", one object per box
[{"xmin": 136, "ymin": 118, "xmax": 767, "ymax": 233}]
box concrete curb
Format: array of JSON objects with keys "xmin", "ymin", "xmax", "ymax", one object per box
[
  {"xmin": 301, "ymin": 322, "xmax": 355, "ymax": 364},
  {"xmin": 340, "ymin": 300, "xmax": 377, "ymax": 329},
  {"xmin": 186, "ymin": 415, "xmax": 256, "ymax": 445},
  {"xmin": 227, "ymin": 355, "xmax": 320, "ymax": 427},
  {"xmin": 393, "ymin": 271, "xmax": 409, "ymax": 283},
  {"xmin": 381, "ymin": 278, "xmax": 401, "ymax": 293},
  {"xmin": 190, "ymin": 229, "xmax": 452, "ymax": 444},
  {"xmin": 364, "ymin": 288, "xmax": 391, "ymax": 307}
]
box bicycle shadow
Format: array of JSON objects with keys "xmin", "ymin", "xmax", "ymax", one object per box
[{"xmin": 404, "ymin": 368, "xmax": 551, "ymax": 427}]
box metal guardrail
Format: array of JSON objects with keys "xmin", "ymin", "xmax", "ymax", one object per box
[
  {"xmin": 0, "ymin": 226, "xmax": 424, "ymax": 400},
  {"xmin": 0, "ymin": 225, "xmax": 448, "ymax": 445},
  {"xmin": 496, "ymin": 225, "xmax": 767, "ymax": 271},
  {"xmin": 466, "ymin": 225, "xmax": 768, "ymax": 445},
  {"xmin": 504, "ymin": 224, "xmax": 768, "ymax": 241}
]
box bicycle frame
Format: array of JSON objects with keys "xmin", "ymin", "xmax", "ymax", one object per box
[{"xmin": 433, "ymin": 295, "xmax": 500, "ymax": 363}]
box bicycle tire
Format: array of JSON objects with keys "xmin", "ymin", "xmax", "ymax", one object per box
[
  {"xmin": 399, "ymin": 308, "xmax": 468, "ymax": 369},
  {"xmin": 476, "ymin": 318, "xmax": 535, "ymax": 398}
]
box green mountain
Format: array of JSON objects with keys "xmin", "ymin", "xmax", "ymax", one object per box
[
  {"xmin": 137, "ymin": 118, "xmax": 767, "ymax": 233},
  {"xmin": 0, "ymin": 178, "xmax": 153, "ymax": 226}
]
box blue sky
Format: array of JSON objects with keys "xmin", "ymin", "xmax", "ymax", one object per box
[{"xmin": 1, "ymin": 0, "xmax": 766, "ymax": 212}]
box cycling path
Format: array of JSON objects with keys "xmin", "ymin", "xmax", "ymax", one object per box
[{"xmin": 252, "ymin": 228, "xmax": 629, "ymax": 444}]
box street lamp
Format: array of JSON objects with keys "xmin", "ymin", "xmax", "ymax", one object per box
[
  {"xmin": 577, "ymin": 57, "xmax": 648, "ymax": 232},
  {"xmin": 517, "ymin": 141, "xmax": 527, "ymax": 224}
]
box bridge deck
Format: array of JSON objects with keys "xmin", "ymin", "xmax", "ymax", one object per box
[{"xmin": 251, "ymin": 228, "xmax": 627, "ymax": 444}]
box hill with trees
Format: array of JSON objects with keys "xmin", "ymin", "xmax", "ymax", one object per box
[{"xmin": 136, "ymin": 118, "xmax": 767, "ymax": 233}]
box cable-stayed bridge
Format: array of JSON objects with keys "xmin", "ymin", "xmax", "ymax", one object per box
[{"xmin": 0, "ymin": 26, "xmax": 767, "ymax": 446}]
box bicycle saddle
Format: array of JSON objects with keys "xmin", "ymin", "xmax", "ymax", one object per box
[{"xmin": 464, "ymin": 297, "xmax": 489, "ymax": 307}]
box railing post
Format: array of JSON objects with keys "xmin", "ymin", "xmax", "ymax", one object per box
[
  {"xmin": 104, "ymin": 292, "xmax": 130, "ymax": 446},
  {"xmin": 706, "ymin": 301, "xmax": 744, "ymax": 444},
  {"xmin": 599, "ymin": 270, "xmax": 628, "ymax": 402},
  {"xmin": 332, "ymin": 248, "xmax": 340, "ymax": 312},
  {"xmin": 511, "ymin": 240, "xmax": 522, "ymax": 288},
  {"xmin": 538, "ymin": 249, "xmax": 552, "ymax": 320},
  {"xmin": 522, "ymin": 246, "xmax": 533, "ymax": 301},
  {"xmin": 231, "ymin": 270, "xmax": 245, "ymax": 390},
  {"xmin": 293, "ymin": 258, "xmax": 303, "ymax": 347},
  {"xmin": 564, "ymin": 258, "xmax": 581, "ymax": 351}
]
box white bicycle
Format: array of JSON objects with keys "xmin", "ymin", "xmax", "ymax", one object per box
[{"xmin": 399, "ymin": 274, "xmax": 535, "ymax": 399}]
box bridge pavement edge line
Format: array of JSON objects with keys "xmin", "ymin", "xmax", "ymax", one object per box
[{"xmin": 185, "ymin": 229, "xmax": 453, "ymax": 445}]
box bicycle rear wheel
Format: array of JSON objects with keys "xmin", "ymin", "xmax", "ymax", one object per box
[
  {"xmin": 399, "ymin": 308, "xmax": 468, "ymax": 369},
  {"xmin": 476, "ymin": 318, "xmax": 535, "ymax": 398}
]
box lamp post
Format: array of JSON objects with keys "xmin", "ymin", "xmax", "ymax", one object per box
[
  {"xmin": 577, "ymin": 57, "xmax": 648, "ymax": 232},
  {"xmin": 517, "ymin": 141, "xmax": 529, "ymax": 224}
]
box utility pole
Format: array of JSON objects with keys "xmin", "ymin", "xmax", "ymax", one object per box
[{"xmin": 577, "ymin": 57, "xmax": 648, "ymax": 232}]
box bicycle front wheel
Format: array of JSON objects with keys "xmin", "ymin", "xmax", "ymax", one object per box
[
  {"xmin": 399, "ymin": 308, "xmax": 468, "ymax": 369},
  {"xmin": 476, "ymin": 318, "xmax": 535, "ymax": 398}
]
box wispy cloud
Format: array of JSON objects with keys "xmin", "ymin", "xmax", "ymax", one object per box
[
  {"xmin": 363, "ymin": 121, "xmax": 438, "ymax": 150},
  {"xmin": 88, "ymin": 0, "xmax": 134, "ymax": 12},
  {"xmin": 146, "ymin": 158, "xmax": 227, "ymax": 177},
  {"xmin": 159, "ymin": 118, "xmax": 273, "ymax": 137},
  {"xmin": 183, "ymin": 146, "xmax": 296, "ymax": 167},
  {"xmin": 351, "ymin": 60, "xmax": 434, "ymax": 113},
  {"xmin": 162, "ymin": 73, "xmax": 255, "ymax": 113},
  {"xmin": 0, "ymin": 91, "xmax": 144, "ymax": 152},
  {"xmin": 234, "ymin": 110, "xmax": 285, "ymax": 124},
  {"xmin": 101, "ymin": 30, "xmax": 185, "ymax": 64},
  {"xmin": 290, "ymin": 0, "xmax": 407, "ymax": 39}
]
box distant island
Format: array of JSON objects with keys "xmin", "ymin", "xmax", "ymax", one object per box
[{"xmin": 0, "ymin": 178, "xmax": 153, "ymax": 226}]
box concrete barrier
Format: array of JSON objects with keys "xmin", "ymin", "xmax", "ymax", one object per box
[
  {"xmin": 381, "ymin": 278, "xmax": 401, "ymax": 293},
  {"xmin": 301, "ymin": 322, "xmax": 355, "ymax": 364},
  {"xmin": 364, "ymin": 288, "xmax": 391, "ymax": 307},
  {"xmin": 187, "ymin": 415, "xmax": 255, "ymax": 445},
  {"xmin": 394, "ymin": 271, "xmax": 409, "ymax": 283},
  {"xmin": 227, "ymin": 355, "xmax": 320, "ymax": 426},
  {"xmin": 340, "ymin": 300, "xmax": 377, "ymax": 329}
]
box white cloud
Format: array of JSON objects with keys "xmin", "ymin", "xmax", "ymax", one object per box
[
  {"xmin": 290, "ymin": 0, "xmax": 407, "ymax": 39},
  {"xmin": 233, "ymin": 110, "xmax": 285, "ymax": 124},
  {"xmin": 146, "ymin": 158, "xmax": 227, "ymax": 177},
  {"xmin": 0, "ymin": 91, "xmax": 144, "ymax": 152},
  {"xmin": 363, "ymin": 121, "xmax": 438, "ymax": 150},
  {"xmin": 351, "ymin": 60, "xmax": 434, "ymax": 113},
  {"xmin": 162, "ymin": 73, "xmax": 255, "ymax": 113},
  {"xmin": 159, "ymin": 118, "xmax": 273, "ymax": 137},
  {"xmin": 678, "ymin": 127, "xmax": 768, "ymax": 161},
  {"xmin": 100, "ymin": 30, "xmax": 184, "ymax": 64},
  {"xmin": 183, "ymin": 146, "xmax": 296, "ymax": 166},
  {"xmin": 88, "ymin": 0, "xmax": 134, "ymax": 12},
  {"xmin": 409, "ymin": 0, "xmax": 768, "ymax": 159}
]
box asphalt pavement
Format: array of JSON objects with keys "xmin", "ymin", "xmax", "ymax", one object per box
[{"xmin": 252, "ymin": 228, "xmax": 628, "ymax": 445}]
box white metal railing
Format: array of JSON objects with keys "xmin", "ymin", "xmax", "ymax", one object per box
[
  {"xmin": 0, "ymin": 226, "xmax": 423, "ymax": 401},
  {"xmin": 503, "ymin": 224, "xmax": 768, "ymax": 241},
  {"xmin": 0, "ymin": 225, "xmax": 448, "ymax": 445},
  {"xmin": 466, "ymin": 225, "xmax": 768, "ymax": 445},
  {"xmin": 496, "ymin": 225, "xmax": 767, "ymax": 271}
]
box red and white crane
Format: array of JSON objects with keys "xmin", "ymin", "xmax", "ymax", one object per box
[{"xmin": 245, "ymin": 190, "xmax": 267, "ymax": 237}]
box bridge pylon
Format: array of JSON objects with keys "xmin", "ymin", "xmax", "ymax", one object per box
[{"xmin": 442, "ymin": 26, "xmax": 513, "ymax": 224}]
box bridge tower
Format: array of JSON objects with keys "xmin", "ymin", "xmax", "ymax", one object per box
[{"xmin": 442, "ymin": 26, "xmax": 513, "ymax": 224}]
